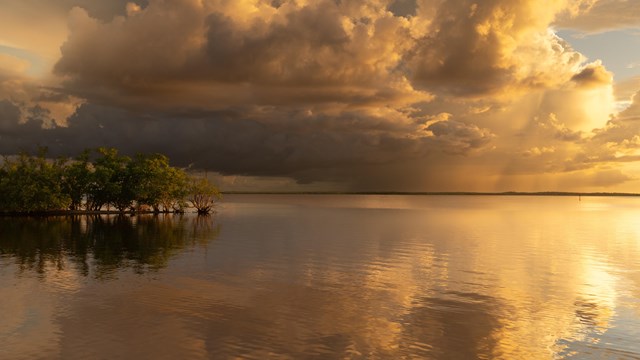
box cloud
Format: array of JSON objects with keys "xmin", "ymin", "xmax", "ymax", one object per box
[
  {"xmin": 52, "ymin": 0, "xmax": 606, "ymax": 106},
  {"xmin": 408, "ymin": 0, "xmax": 590, "ymax": 97},
  {"xmin": 591, "ymin": 91, "xmax": 640, "ymax": 157},
  {"xmin": 425, "ymin": 119, "xmax": 494, "ymax": 155},
  {"xmin": 53, "ymin": 0, "xmax": 430, "ymax": 109},
  {"xmin": 614, "ymin": 76, "xmax": 640, "ymax": 102},
  {"xmin": 0, "ymin": 102, "xmax": 494, "ymax": 189},
  {"xmin": 558, "ymin": 169, "xmax": 634, "ymax": 188},
  {"xmin": 0, "ymin": 0, "xmax": 146, "ymax": 65},
  {"xmin": 571, "ymin": 61, "xmax": 613, "ymax": 88},
  {"xmin": 1, "ymin": 0, "xmax": 636, "ymax": 192},
  {"xmin": 0, "ymin": 52, "xmax": 83, "ymax": 127},
  {"xmin": 522, "ymin": 146, "xmax": 555, "ymax": 158},
  {"xmin": 555, "ymin": 0, "xmax": 640, "ymax": 32},
  {"xmin": 527, "ymin": 90, "xmax": 640, "ymax": 189}
]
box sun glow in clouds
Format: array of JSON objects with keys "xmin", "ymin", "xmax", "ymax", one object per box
[{"xmin": 0, "ymin": 0, "xmax": 639, "ymax": 192}]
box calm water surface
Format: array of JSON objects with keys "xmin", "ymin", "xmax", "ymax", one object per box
[{"xmin": 2, "ymin": 195, "xmax": 640, "ymax": 359}]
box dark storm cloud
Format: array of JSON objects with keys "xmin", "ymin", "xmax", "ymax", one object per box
[
  {"xmin": 388, "ymin": 0, "xmax": 416, "ymax": 17},
  {"xmin": 0, "ymin": 102, "xmax": 493, "ymax": 187},
  {"xmin": 0, "ymin": 100, "xmax": 21, "ymax": 132},
  {"xmin": 0, "ymin": 100, "xmax": 56, "ymax": 147}
]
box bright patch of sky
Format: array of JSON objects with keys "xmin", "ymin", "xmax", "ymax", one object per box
[
  {"xmin": 558, "ymin": 29, "xmax": 640, "ymax": 82},
  {"xmin": 0, "ymin": 44, "xmax": 47, "ymax": 76}
]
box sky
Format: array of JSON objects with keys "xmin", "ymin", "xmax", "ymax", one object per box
[{"xmin": 1, "ymin": 0, "xmax": 640, "ymax": 192}]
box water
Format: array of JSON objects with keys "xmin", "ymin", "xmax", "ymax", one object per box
[{"xmin": 2, "ymin": 195, "xmax": 640, "ymax": 359}]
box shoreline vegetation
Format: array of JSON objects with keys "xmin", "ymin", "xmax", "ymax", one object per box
[
  {"xmin": 2, "ymin": 147, "xmax": 634, "ymax": 217},
  {"xmin": 0, "ymin": 147, "xmax": 221, "ymax": 216}
]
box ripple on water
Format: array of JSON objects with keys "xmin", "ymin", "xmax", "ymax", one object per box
[{"xmin": 2, "ymin": 196, "xmax": 640, "ymax": 358}]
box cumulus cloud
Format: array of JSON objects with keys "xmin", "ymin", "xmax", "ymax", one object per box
[
  {"xmin": 54, "ymin": 0, "xmax": 430, "ymax": 109},
  {"xmin": 1, "ymin": 0, "xmax": 636, "ymax": 191},
  {"xmin": 409, "ymin": 0, "xmax": 590, "ymax": 97},
  {"xmin": 52, "ymin": 0, "xmax": 607, "ymax": 106},
  {"xmin": 0, "ymin": 0, "xmax": 146, "ymax": 66},
  {"xmin": 512, "ymin": 90, "xmax": 640, "ymax": 190},
  {"xmin": 592, "ymin": 91, "xmax": 640, "ymax": 153},
  {"xmin": 571, "ymin": 61, "xmax": 613, "ymax": 88}
]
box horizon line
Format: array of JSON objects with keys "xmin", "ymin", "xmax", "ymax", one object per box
[{"xmin": 220, "ymin": 191, "xmax": 640, "ymax": 196}]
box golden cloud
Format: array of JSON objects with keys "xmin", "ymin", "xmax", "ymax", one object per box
[{"xmin": 0, "ymin": 0, "xmax": 637, "ymax": 191}]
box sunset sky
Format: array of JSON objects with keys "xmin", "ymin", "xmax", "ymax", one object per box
[{"xmin": 1, "ymin": 0, "xmax": 640, "ymax": 192}]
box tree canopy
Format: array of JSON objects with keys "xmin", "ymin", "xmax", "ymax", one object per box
[
  {"xmin": 188, "ymin": 177, "xmax": 222, "ymax": 214},
  {"xmin": 0, "ymin": 147, "xmax": 221, "ymax": 214}
]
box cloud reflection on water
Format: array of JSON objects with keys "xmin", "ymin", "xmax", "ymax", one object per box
[{"xmin": 2, "ymin": 196, "xmax": 640, "ymax": 358}]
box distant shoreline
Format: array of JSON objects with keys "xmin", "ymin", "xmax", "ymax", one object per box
[
  {"xmin": 3, "ymin": 192, "xmax": 638, "ymax": 217},
  {"xmin": 222, "ymin": 191, "xmax": 640, "ymax": 197}
]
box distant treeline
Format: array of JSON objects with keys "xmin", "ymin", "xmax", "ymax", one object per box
[{"xmin": 0, "ymin": 147, "xmax": 221, "ymax": 214}]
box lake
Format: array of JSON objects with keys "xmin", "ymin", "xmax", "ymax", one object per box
[{"xmin": 2, "ymin": 195, "xmax": 640, "ymax": 359}]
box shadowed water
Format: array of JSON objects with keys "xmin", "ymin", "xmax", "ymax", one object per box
[{"xmin": 2, "ymin": 195, "xmax": 640, "ymax": 359}]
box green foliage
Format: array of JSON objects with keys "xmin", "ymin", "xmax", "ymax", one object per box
[
  {"xmin": 88, "ymin": 148, "xmax": 132, "ymax": 211},
  {"xmin": 127, "ymin": 153, "xmax": 189, "ymax": 212},
  {"xmin": 62, "ymin": 149, "xmax": 92, "ymax": 210},
  {"xmin": 188, "ymin": 176, "xmax": 222, "ymax": 214},
  {"xmin": 0, "ymin": 148, "xmax": 71, "ymax": 212},
  {"xmin": 0, "ymin": 147, "xmax": 212, "ymax": 214},
  {"xmin": 157, "ymin": 165, "xmax": 189, "ymax": 213}
]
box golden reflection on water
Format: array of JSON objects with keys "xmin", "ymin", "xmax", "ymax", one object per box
[{"xmin": 2, "ymin": 196, "xmax": 640, "ymax": 358}]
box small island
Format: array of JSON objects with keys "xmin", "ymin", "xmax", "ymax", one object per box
[{"xmin": 0, "ymin": 147, "xmax": 221, "ymax": 215}]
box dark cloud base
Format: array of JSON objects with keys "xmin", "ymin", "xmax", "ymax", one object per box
[{"xmin": 0, "ymin": 102, "xmax": 492, "ymax": 190}]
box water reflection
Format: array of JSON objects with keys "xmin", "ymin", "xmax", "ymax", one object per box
[
  {"xmin": 0, "ymin": 215, "xmax": 219, "ymax": 278},
  {"xmin": 396, "ymin": 293, "xmax": 505, "ymax": 359},
  {"xmin": 3, "ymin": 196, "xmax": 640, "ymax": 359}
]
